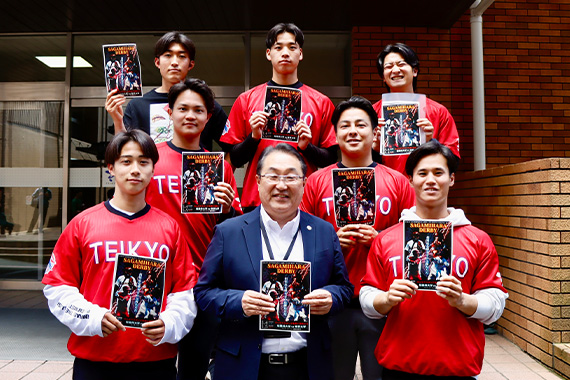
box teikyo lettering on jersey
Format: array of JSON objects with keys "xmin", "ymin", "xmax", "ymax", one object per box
[
  {"xmin": 89, "ymin": 241, "xmax": 170, "ymax": 264},
  {"xmin": 146, "ymin": 141, "xmax": 242, "ymax": 270},
  {"xmin": 320, "ymin": 195, "xmax": 396, "ymax": 219},
  {"xmin": 152, "ymin": 174, "xmax": 182, "ymax": 194},
  {"xmin": 387, "ymin": 253, "xmax": 470, "ymax": 279}
]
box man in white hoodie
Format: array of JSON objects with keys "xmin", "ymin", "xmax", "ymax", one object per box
[{"xmin": 359, "ymin": 139, "xmax": 508, "ymax": 379}]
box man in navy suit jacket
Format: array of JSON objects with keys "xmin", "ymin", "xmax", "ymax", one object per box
[{"xmin": 195, "ymin": 143, "xmax": 353, "ymax": 380}]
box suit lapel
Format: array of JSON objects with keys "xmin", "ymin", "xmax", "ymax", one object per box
[
  {"xmin": 300, "ymin": 211, "xmax": 315, "ymax": 264},
  {"xmin": 245, "ymin": 209, "xmax": 316, "ymax": 285},
  {"xmin": 242, "ymin": 207, "xmax": 263, "ymax": 285}
]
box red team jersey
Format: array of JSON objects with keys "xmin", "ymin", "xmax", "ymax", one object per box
[
  {"xmin": 221, "ymin": 82, "xmax": 337, "ymax": 209},
  {"xmin": 146, "ymin": 141, "xmax": 242, "ymax": 270},
  {"xmin": 373, "ymin": 97, "xmax": 460, "ymax": 174},
  {"xmin": 300, "ymin": 163, "xmax": 415, "ymax": 295},
  {"xmin": 42, "ymin": 202, "xmax": 195, "ymax": 362},
  {"xmin": 361, "ymin": 221, "xmax": 507, "ymax": 377}
]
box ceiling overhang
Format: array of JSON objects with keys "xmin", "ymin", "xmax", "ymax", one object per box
[{"xmin": 0, "ymin": 0, "xmax": 475, "ymax": 34}]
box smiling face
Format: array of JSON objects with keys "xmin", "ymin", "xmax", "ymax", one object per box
[
  {"xmin": 409, "ymin": 153, "xmax": 455, "ymax": 219},
  {"xmin": 257, "ymin": 150, "xmax": 306, "ymax": 227},
  {"xmin": 382, "ymin": 52, "xmax": 417, "ymax": 93},
  {"xmin": 266, "ymin": 32, "xmax": 303, "ymax": 77},
  {"xmin": 108, "ymin": 141, "xmax": 154, "ymax": 199},
  {"xmin": 336, "ymin": 107, "xmax": 374, "ymax": 162},
  {"xmin": 154, "ymin": 42, "xmax": 194, "ymax": 87},
  {"xmin": 169, "ymin": 89, "xmax": 211, "ymax": 148}
]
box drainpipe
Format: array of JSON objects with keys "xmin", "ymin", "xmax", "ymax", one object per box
[{"xmin": 470, "ymin": 0, "xmax": 494, "ymax": 171}]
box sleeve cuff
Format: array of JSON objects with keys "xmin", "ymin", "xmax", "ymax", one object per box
[
  {"xmin": 359, "ymin": 285, "xmax": 386, "ymax": 319},
  {"xmin": 158, "ymin": 289, "xmax": 197, "ymax": 345},
  {"xmin": 469, "ymin": 288, "xmax": 508, "ymax": 325},
  {"xmin": 90, "ymin": 306, "xmax": 109, "ymax": 337}
]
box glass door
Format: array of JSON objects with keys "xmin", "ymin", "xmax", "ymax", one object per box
[{"xmin": 0, "ymin": 94, "xmax": 64, "ymax": 280}]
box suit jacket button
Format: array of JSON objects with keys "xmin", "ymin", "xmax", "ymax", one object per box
[{"xmin": 258, "ymin": 344, "xmax": 262, "ymax": 350}]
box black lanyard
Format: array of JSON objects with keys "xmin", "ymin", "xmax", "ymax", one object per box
[{"xmin": 260, "ymin": 219, "xmax": 301, "ymax": 261}]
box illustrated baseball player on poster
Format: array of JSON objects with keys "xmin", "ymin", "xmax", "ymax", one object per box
[
  {"xmin": 403, "ymin": 220, "xmax": 452, "ymax": 290},
  {"xmin": 263, "ymin": 86, "xmax": 302, "ymax": 142},
  {"xmin": 332, "ymin": 168, "xmax": 376, "ymax": 228},
  {"xmin": 260, "ymin": 260, "xmax": 311, "ymax": 333},
  {"xmin": 102, "ymin": 43, "xmax": 142, "ymax": 97},
  {"xmin": 381, "ymin": 93, "xmax": 426, "ymax": 156},
  {"xmin": 110, "ymin": 253, "xmax": 166, "ymax": 328},
  {"xmin": 181, "ymin": 152, "xmax": 224, "ymax": 214}
]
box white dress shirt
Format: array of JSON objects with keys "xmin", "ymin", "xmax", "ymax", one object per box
[{"xmin": 259, "ymin": 206, "xmax": 307, "ymax": 354}]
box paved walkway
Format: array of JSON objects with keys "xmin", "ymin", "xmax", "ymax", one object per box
[{"xmin": 0, "ymin": 290, "xmax": 566, "ymax": 380}]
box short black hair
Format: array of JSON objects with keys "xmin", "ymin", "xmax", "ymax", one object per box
[
  {"xmin": 405, "ymin": 139, "xmax": 459, "ymax": 177},
  {"xmin": 256, "ymin": 143, "xmax": 307, "ymax": 177},
  {"xmin": 331, "ymin": 96, "xmax": 378, "ymax": 131},
  {"xmin": 105, "ymin": 130, "xmax": 159, "ymax": 166},
  {"xmin": 377, "ymin": 43, "xmax": 420, "ymax": 92},
  {"xmin": 155, "ymin": 31, "xmax": 196, "ymax": 61},
  {"xmin": 168, "ymin": 78, "xmax": 215, "ymax": 114},
  {"xmin": 266, "ymin": 23, "xmax": 304, "ymax": 49}
]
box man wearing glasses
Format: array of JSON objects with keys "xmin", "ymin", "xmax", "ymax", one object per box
[
  {"xmin": 371, "ymin": 42, "xmax": 460, "ymax": 174},
  {"xmin": 195, "ymin": 143, "xmax": 353, "ymax": 380}
]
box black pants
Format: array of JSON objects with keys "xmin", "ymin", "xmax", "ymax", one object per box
[
  {"xmin": 73, "ymin": 357, "xmax": 176, "ymax": 380},
  {"xmin": 383, "ymin": 368, "xmax": 476, "ymax": 380},
  {"xmin": 177, "ymin": 307, "xmax": 220, "ymax": 380},
  {"xmin": 258, "ymin": 349, "xmax": 309, "ymax": 380}
]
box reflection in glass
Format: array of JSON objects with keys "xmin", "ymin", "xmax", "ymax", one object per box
[
  {"xmin": 69, "ymin": 105, "xmax": 114, "ymax": 222},
  {"xmin": 0, "ymin": 100, "xmax": 64, "ymax": 280},
  {"xmin": 0, "ymin": 36, "xmax": 67, "ymax": 82},
  {"xmin": 1, "ymin": 101, "xmax": 63, "ymax": 168},
  {"xmin": 0, "ymin": 186, "xmax": 62, "ymax": 280}
]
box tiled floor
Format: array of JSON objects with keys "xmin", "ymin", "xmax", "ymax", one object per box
[
  {"xmin": 0, "ymin": 290, "xmax": 566, "ymax": 380},
  {"xmin": 479, "ymin": 334, "xmax": 565, "ymax": 380},
  {"xmin": 0, "ymin": 360, "xmax": 72, "ymax": 380}
]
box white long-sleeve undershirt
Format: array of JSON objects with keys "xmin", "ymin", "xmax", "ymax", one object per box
[
  {"xmin": 359, "ymin": 285, "xmax": 507, "ymax": 325},
  {"xmin": 44, "ymin": 284, "xmax": 197, "ymax": 344}
]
